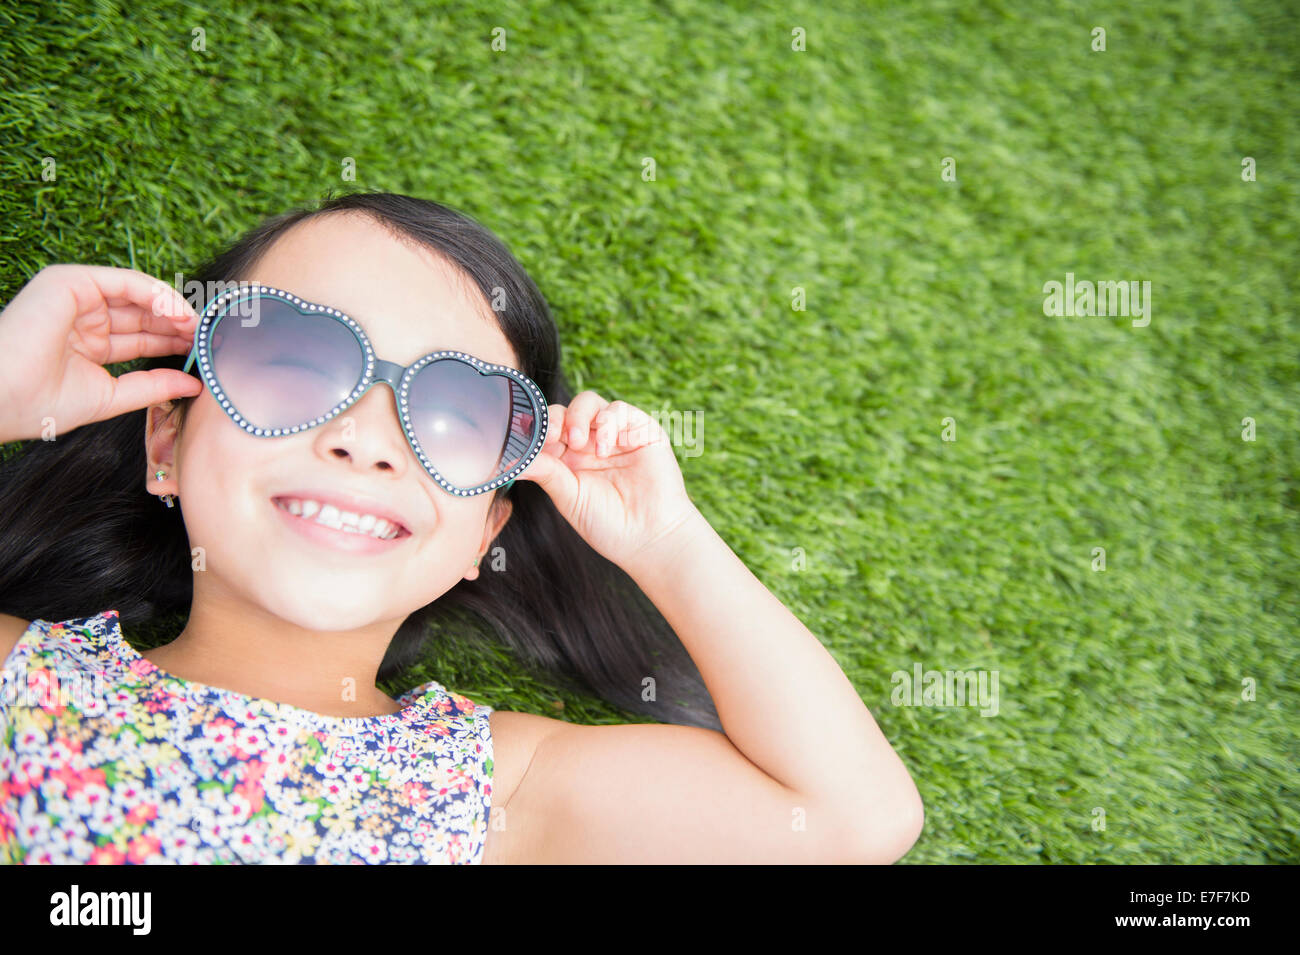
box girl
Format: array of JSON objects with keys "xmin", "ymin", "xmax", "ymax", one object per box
[{"xmin": 0, "ymin": 192, "xmax": 922, "ymax": 864}]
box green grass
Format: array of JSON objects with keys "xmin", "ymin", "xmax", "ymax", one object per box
[{"xmin": 1, "ymin": 0, "xmax": 1296, "ymax": 863}]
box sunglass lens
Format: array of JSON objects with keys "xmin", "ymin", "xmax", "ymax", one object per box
[
  {"xmin": 210, "ymin": 296, "xmax": 363, "ymax": 431},
  {"xmin": 406, "ymin": 359, "xmax": 537, "ymax": 489}
]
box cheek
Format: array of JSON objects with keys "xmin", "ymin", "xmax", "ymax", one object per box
[
  {"xmin": 173, "ymin": 394, "xmax": 494, "ymax": 614},
  {"xmin": 174, "ymin": 392, "xmax": 284, "ymax": 527},
  {"xmin": 174, "ymin": 421, "xmax": 272, "ymax": 553},
  {"xmin": 410, "ymin": 504, "xmax": 485, "ymax": 560},
  {"xmin": 178, "ymin": 398, "xmax": 257, "ymax": 492},
  {"xmin": 403, "ymin": 502, "xmax": 501, "ymax": 587}
]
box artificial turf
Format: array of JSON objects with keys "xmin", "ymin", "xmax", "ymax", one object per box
[{"xmin": 0, "ymin": 0, "xmax": 1295, "ymax": 863}]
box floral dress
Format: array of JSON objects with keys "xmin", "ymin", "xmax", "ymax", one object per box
[{"xmin": 0, "ymin": 610, "xmax": 495, "ymax": 864}]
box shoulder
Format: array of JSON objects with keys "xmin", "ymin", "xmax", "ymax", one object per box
[
  {"xmin": 479, "ymin": 709, "xmax": 571, "ymax": 864},
  {"xmin": 485, "ymin": 709, "xmax": 567, "ymax": 800},
  {"xmin": 402, "ymin": 683, "xmax": 562, "ymax": 804},
  {"xmin": 0, "ymin": 610, "xmax": 119, "ymax": 673},
  {"xmin": 0, "ymin": 613, "xmax": 32, "ymax": 666}
]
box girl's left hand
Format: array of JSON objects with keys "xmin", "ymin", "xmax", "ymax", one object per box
[{"xmin": 516, "ymin": 391, "xmax": 701, "ymax": 573}]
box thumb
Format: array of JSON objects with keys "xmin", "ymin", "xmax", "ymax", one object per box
[
  {"xmin": 514, "ymin": 444, "xmax": 580, "ymax": 515},
  {"xmin": 103, "ymin": 369, "xmax": 204, "ymax": 421}
]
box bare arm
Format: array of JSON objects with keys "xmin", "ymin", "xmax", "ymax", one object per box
[
  {"xmin": 492, "ymin": 507, "xmax": 923, "ymax": 864},
  {"xmin": 621, "ymin": 506, "xmax": 924, "ymax": 858}
]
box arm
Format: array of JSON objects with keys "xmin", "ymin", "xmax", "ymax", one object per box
[{"xmin": 493, "ymin": 507, "xmax": 923, "ymax": 864}]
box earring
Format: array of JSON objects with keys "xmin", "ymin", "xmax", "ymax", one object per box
[
  {"xmin": 155, "ymin": 468, "xmax": 176, "ymax": 509},
  {"xmin": 473, "ymin": 557, "xmax": 480, "ymax": 567}
]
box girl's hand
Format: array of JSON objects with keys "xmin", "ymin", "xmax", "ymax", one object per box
[
  {"xmin": 517, "ymin": 391, "xmax": 702, "ymax": 573},
  {"xmin": 0, "ymin": 265, "xmax": 204, "ymax": 443}
]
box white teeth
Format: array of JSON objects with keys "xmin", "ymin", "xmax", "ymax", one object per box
[{"xmin": 276, "ymin": 498, "xmax": 403, "ymax": 541}]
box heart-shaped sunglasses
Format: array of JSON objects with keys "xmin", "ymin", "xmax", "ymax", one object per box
[{"xmin": 182, "ymin": 285, "xmax": 548, "ymax": 497}]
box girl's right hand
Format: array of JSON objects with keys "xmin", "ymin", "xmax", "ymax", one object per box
[{"xmin": 0, "ymin": 264, "xmax": 204, "ymax": 444}]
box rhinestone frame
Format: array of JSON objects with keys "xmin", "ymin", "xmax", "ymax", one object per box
[{"xmin": 181, "ymin": 284, "xmax": 549, "ymax": 497}]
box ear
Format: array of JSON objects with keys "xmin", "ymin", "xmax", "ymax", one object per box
[
  {"xmin": 145, "ymin": 400, "xmax": 183, "ymax": 499},
  {"xmin": 463, "ymin": 496, "xmax": 514, "ymax": 581}
]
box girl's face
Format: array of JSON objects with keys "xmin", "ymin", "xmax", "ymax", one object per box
[{"xmin": 146, "ymin": 212, "xmax": 518, "ymax": 633}]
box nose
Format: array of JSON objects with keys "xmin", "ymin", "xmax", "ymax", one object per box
[{"xmin": 314, "ymin": 384, "xmax": 410, "ymax": 476}]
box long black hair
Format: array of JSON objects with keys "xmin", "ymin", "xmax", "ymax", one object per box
[{"xmin": 0, "ymin": 191, "xmax": 722, "ymax": 731}]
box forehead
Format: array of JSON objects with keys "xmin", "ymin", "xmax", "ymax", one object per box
[{"xmin": 242, "ymin": 211, "xmax": 518, "ymax": 370}]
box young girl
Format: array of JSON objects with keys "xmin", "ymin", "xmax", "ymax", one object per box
[{"xmin": 0, "ymin": 192, "xmax": 922, "ymax": 864}]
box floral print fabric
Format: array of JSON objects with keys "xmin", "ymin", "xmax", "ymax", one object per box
[{"xmin": 0, "ymin": 610, "xmax": 494, "ymax": 864}]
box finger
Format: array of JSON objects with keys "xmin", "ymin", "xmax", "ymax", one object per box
[
  {"xmin": 617, "ymin": 403, "xmax": 666, "ymax": 451},
  {"xmin": 100, "ymin": 369, "xmax": 205, "ymax": 422},
  {"xmin": 593, "ymin": 401, "xmax": 631, "ymax": 456},
  {"xmin": 596, "ymin": 401, "xmax": 666, "ymax": 455},
  {"xmin": 540, "ymin": 404, "xmax": 569, "ymax": 453},
  {"xmin": 514, "ymin": 430, "xmax": 580, "ymax": 514},
  {"xmin": 105, "ymin": 301, "xmax": 198, "ymax": 340},
  {"xmin": 58, "ymin": 265, "xmax": 201, "ymax": 336},
  {"xmin": 563, "ymin": 391, "xmax": 610, "ymax": 451},
  {"xmin": 102, "ymin": 331, "xmax": 197, "ymax": 364}
]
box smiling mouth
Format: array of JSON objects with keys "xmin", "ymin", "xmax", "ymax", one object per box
[{"xmin": 271, "ymin": 497, "xmax": 411, "ymax": 541}]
